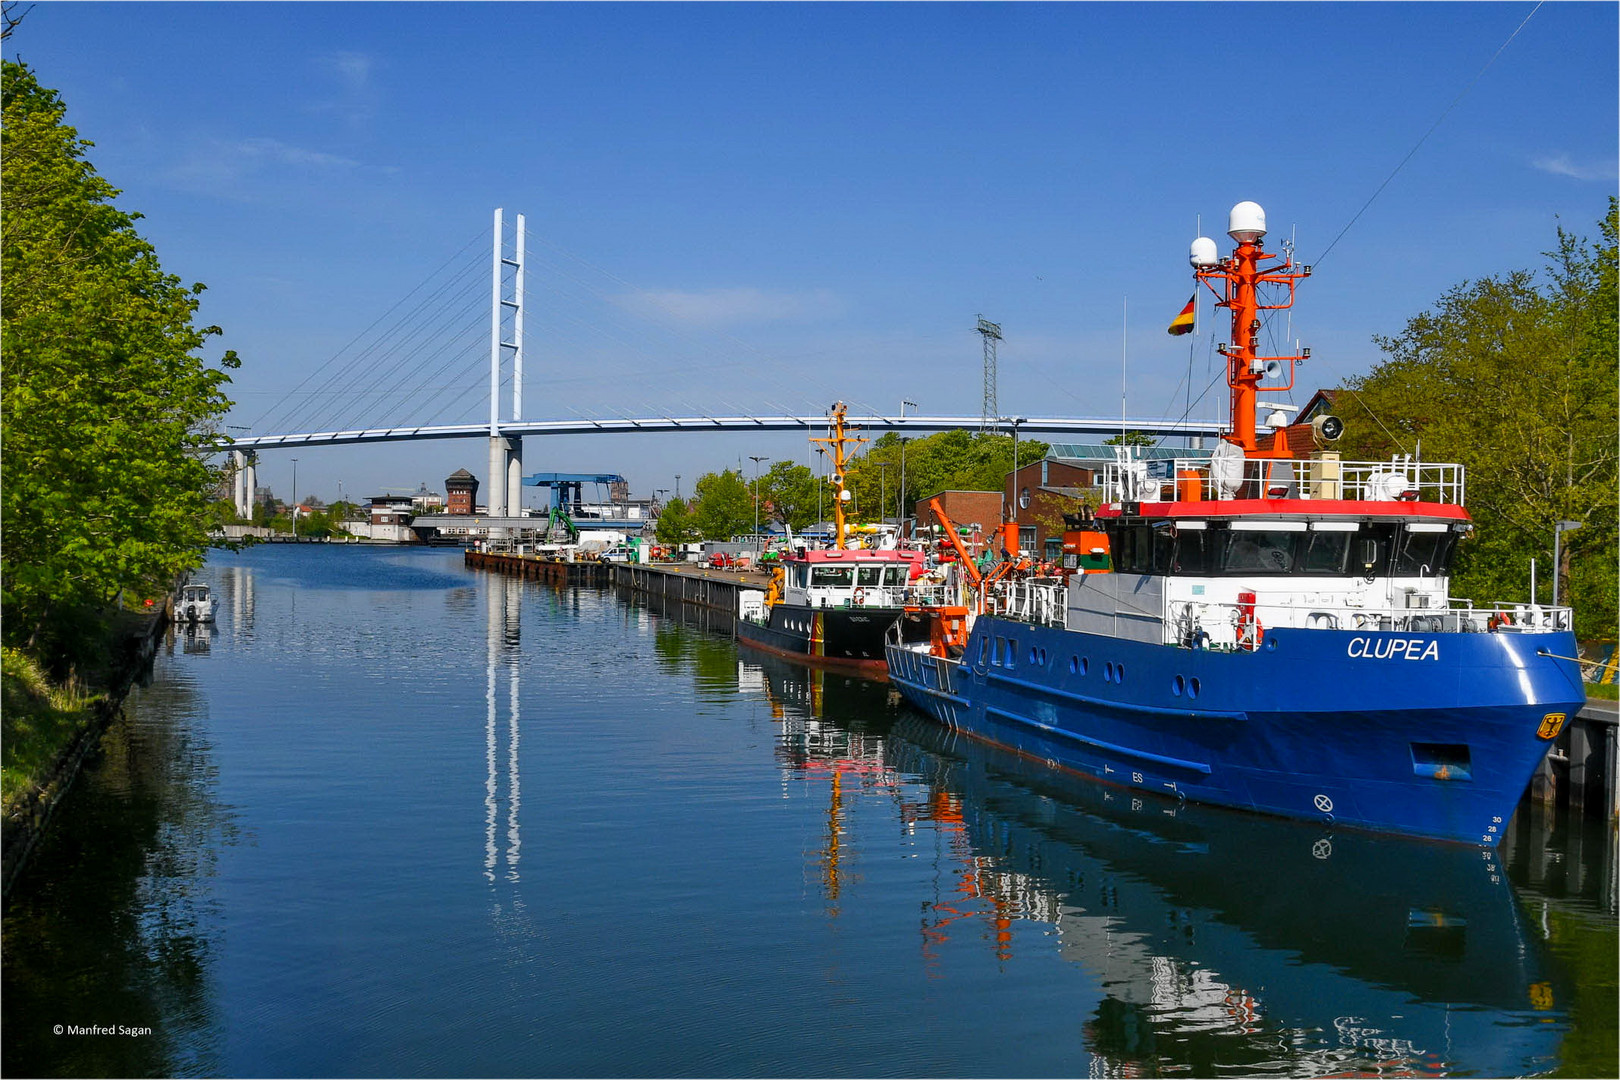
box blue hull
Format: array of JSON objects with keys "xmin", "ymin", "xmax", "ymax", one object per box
[{"xmin": 886, "ymin": 619, "xmax": 1584, "ymax": 845}]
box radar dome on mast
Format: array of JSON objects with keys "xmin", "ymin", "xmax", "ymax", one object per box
[
  {"xmin": 1228, "ymin": 201, "xmax": 1267, "ymax": 243},
  {"xmin": 1189, "ymin": 237, "xmax": 1219, "ymax": 268}
]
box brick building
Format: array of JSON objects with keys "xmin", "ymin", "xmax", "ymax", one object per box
[
  {"xmin": 912, "ymin": 490, "xmax": 1004, "ymax": 558},
  {"xmin": 446, "ymin": 469, "xmax": 479, "ymax": 516},
  {"xmin": 1003, "ymin": 458, "xmax": 1097, "ymax": 556}
]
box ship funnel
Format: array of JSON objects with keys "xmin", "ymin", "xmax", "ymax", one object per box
[
  {"xmin": 1228, "ymin": 201, "xmax": 1267, "ymax": 243},
  {"xmin": 1189, "ymin": 236, "xmax": 1219, "ymax": 268}
]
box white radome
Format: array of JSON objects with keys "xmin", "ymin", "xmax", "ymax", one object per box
[
  {"xmin": 1228, "ymin": 201, "xmax": 1267, "ymax": 243},
  {"xmin": 1189, "ymin": 236, "xmax": 1219, "ymax": 268}
]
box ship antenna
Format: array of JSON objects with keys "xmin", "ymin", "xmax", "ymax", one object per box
[{"xmin": 1121, "ymin": 296, "xmax": 1128, "ymax": 443}]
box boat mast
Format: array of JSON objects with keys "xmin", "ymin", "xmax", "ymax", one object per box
[
  {"xmin": 810, "ymin": 402, "xmax": 867, "ymax": 549},
  {"xmin": 1192, "ymin": 202, "xmax": 1312, "ymax": 458}
]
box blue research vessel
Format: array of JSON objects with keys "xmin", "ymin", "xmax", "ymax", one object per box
[{"xmin": 885, "ymin": 202, "xmax": 1586, "ymax": 845}]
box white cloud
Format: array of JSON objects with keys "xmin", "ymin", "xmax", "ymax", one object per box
[
  {"xmin": 163, "ymin": 137, "xmax": 362, "ymax": 198},
  {"xmin": 310, "ymin": 51, "xmax": 379, "ymax": 125},
  {"xmin": 1532, "ymin": 154, "xmax": 1618, "ymax": 182},
  {"xmin": 623, "ymin": 287, "xmax": 845, "ymax": 327}
]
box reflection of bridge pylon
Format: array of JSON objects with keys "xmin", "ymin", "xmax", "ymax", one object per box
[{"xmin": 485, "ymin": 573, "xmax": 523, "ymax": 882}]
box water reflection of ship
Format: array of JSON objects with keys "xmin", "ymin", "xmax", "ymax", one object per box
[
  {"xmin": 164, "ymin": 615, "xmax": 217, "ymax": 656},
  {"xmin": 744, "ymin": 651, "xmax": 1563, "ymax": 1075},
  {"xmin": 749, "ymin": 654, "xmax": 896, "ymax": 916},
  {"xmin": 884, "ymin": 714, "xmax": 1564, "ymax": 1077}
]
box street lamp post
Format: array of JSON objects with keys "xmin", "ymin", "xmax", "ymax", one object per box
[
  {"xmin": 900, "ymin": 399, "xmax": 916, "ymax": 532},
  {"xmin": 674, "ymin": 475, "xmax": 681, "ymax": 501},
  {"xmin": 1553, "ymin": 519, "xmax": 1583, "ymax": 606},
  {"xmin": 1004, "ymin": 417, "xmax": 1025, "ymax": 555},
  {"xmin": 749, "ymin": 455, "xmax": 770, "ymax": 547},
  {"xmin": 815, "ymin": 447, "xmax": 826, "ymax": 531},
  {"xmin": 877, "ymin": 463, "xmax": 889, "ymax": 528},
  {"xmin": 290, "ymin": 457, "xmax": 299, "ymax": 536}
]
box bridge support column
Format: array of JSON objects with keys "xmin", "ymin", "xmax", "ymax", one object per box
[
  {"xmin": 232, "ymin": 450, "xmax": 258, "ymax": 521},
  {"xmin": 487, "ymin": 437, "xmax": 511, "ymax": 517},
  {"xmin": 506, "ymin": 438, "xmax": 524, "ymax": 520}
]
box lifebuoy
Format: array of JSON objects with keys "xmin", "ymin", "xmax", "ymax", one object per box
[
  {"xmin": 852, "ymin": 588, "xmax": 867, "ymax": 606},
  {"xmin": 1238, "ymin": 613, "xmax": 1264, "ymax": 650},
  {"xmin": 1488, "ymin": 611, "xmax": 1511, "ymax": 632}
]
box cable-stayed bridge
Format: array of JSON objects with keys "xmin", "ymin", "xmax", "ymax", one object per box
[{"xmin": 227, "ymin": 209, "xmax": 1225, "ymax": 517}]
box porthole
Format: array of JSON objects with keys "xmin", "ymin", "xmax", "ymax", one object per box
[
  {"xmin": 1104, "ymin": 661, "xmax": 1115, "ymax": 683},
  {"xmin": 1080, "ymin": 657, "xmax": 1090, "ymax": 676},
  {"xmin": 1069, "ymin": 655, "xmax": 1078, "ymax": 674},
  {"xmin": 1029, "ymin": 645, "xmax": 1039, "ymax": 664},
  {"xmin": 1173, "ymin": 675, "xmax": 1185, "ymax": 697},
  {"xmin": 1117, "ymin": 663, "xmax": 1126, "ymax": 683},
  {"xmin": 1189, "ymin": 677, "xmax": 1201, "ymax": 699}
]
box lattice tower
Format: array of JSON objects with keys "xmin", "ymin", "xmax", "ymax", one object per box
[{"xmin": 976, "ymin": 315, "xmax": 1003, "ymax": 432}]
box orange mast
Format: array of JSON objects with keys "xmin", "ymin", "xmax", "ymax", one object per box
[
  {"xmin": 1192, "ymin": 202, "xmax": 1312, "ymax": 458},
  {"xmin": 810, "ymin": 402, "xmax": 867, "ymax": 549}
]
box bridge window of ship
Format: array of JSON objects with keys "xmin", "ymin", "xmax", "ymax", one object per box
[
  {"xmin": 811, "ymin": 566, "xmax": 854, "ymax": 587},
  {"xmin": 1393, "ymin": 525, "xmax": 1458, "ymax": 576},
  {"xmin": 1223, "ymin": 522, "xmax": 1305, "ymax": 573}
]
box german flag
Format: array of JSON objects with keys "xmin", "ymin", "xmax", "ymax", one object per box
[{"xmin": 1167, "ymin": 295, "xmax": 1196, "ymax": 336}]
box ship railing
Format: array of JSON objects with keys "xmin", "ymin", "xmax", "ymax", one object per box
[
  {"xmin": 1105, "ymin": 453, "xmax": 1465, "ymax": 505},
  {"xmin": 1168, "ymin": 594, "xmax": 1573, "ymax": 648},
  {"xmin": 984, "ymin": 580, "xmax": 1068, "ymax": 628},
  {"xmin": 899, "ymin": 583, "xmax": 958, "ymax": 608}
]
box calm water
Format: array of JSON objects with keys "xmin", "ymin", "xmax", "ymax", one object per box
[{"xmin": 4, "ymin": 545, "xmax": 1616, "ymax": 1078}]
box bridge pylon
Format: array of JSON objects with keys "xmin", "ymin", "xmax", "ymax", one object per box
[{"xmin": 488, "ymin": 208, "xmax": 526, "ymax": 522}]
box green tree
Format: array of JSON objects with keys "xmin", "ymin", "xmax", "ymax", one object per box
[
  {"xmin": 1341, "ymin": 201, "xmax": 1617, "ymax": 637},
  {"xmin": 654, "ymin": 498, "xmax": 701, "ymax": 545},
  {"xmin": 691, "ymin": 470, "xmax": 752, "ymax": 540},
  {"xmin": 846, "ymin": 430, "xmax": 1050, "ymax": 518},
  {"xmin": 1, "ymin": 61, "xmax": 238, "ymax": 657},
  {"xmin": 758, "ymin": 461, "xmax": 819, "ymax": 532},
  {"xmin": 1104, "ymin": 431, "xmax": 1158, "ymax": 447}
]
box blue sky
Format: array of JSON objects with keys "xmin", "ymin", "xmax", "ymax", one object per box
[{"xmin": 8, "ymin": 2, "xmax": 1616, "ymax": 505}]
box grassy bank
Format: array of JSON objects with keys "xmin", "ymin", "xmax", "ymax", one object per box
[{"xmin": 1, "ymin": 647, "xmax": 102, "ymax": 818}]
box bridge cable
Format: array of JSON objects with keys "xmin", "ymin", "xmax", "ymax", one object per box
[
  {"xmin": 1312, "ymin": 1, "xmax": 1543, "ymax": 270},
  {"xmin": 248, "ymin": 225, "xmax": 489, "ymax": 433}
]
